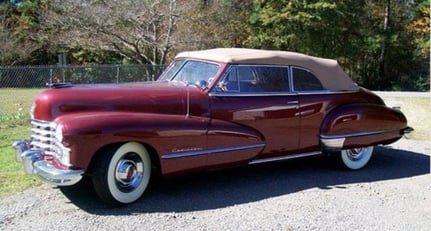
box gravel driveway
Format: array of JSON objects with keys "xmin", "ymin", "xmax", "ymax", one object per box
[{"xmin": 0, "ymin": 138, "xmax": 429, "ymax": 231}]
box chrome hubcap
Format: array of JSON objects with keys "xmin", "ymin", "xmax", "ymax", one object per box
[
  {"xmin": 115, "ymin": 153, "xmax": 144, "ymax": 192},
  {"xmin": 346, "ymin": 148, "xmax": 365, "ymax": 161}
]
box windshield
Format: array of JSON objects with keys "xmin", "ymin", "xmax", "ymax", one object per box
[{"xmin": 158, "ymin": 59, "xmax": 220, "ymax": 85}]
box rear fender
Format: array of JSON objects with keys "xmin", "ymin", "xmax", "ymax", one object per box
[{"xmin": 320, "ymin": 103, "xmax": 407, "ymax": 152}]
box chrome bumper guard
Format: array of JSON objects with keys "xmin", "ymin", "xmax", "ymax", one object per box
[{"xmin": 12, "ymin": 140, "xmax": 84, "ymax": 186}]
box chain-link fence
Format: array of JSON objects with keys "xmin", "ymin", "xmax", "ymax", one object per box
[{"xmin": 0, "ymin": 64, "xmax": 166, "ymax": 88}]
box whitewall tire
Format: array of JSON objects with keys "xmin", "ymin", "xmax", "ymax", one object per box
[
  {"xmin": 340, "ymin": 146, "xmax": 374, "ymax": 170},
  {"xmin": 93, "ymin": 142, "xmax": 151, "ymax": 205}
]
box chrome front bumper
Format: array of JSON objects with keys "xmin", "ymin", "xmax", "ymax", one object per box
[{"xmin": 12, "ymin": 140, "xmax": 84, "ymax": 186}]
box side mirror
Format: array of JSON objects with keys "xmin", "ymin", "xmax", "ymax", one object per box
[{"xmin": 195, "ymin": 80, "xmax": 208, "ymax": 90}]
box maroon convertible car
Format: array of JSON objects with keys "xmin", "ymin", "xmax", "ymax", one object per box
[{"xmin": 13, "ymin": 48, "xmax": 412, "ymax": 205}]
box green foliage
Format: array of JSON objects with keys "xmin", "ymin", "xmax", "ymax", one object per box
[
  {"xmin": 70, "ymin": 48, "xmax": 127, "ymax": 65},
  {"xmin": 245, "ymin": 0, "xmax": 429, "ymax": 91},
  {"xmin": 0, "ymin": 0, "xmax": 429, "ymax": 91},
  {"xmin": 408, "ymin": 0, "xmax": 430, "ymax": 91},
  {"xmin": 0, "ymin": 0, "xmax": 49, "ymax": 65}
]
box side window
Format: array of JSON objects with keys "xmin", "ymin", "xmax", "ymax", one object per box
[
  {"xmin": 217, "ymin": 65, "xmax": 290, "ymax": 93},
  {"xmin": 254, "ymin": 66, "xmax": 290, "ymax": 92},
  {"xmin": 292, "ymin": 67, "xmax": 325, "ymax": 91},
  {"xmin": 217, "ymin": 66, "xmax": 257, "ymax": 92},
  {"xmin": 237, "ymin": 66, "xmax": 258, "ymax": 92},
  {"xmin": 222, "ymin": 67, "xmax": 240, "ymax": 92}
]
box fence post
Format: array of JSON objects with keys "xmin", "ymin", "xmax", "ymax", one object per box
[
  {"xmin": 116, "ymin": 65, "xmax": 120, "ymax": 83},
  {"xmin": 49, "ymin": 68, "xmax": 53, "ymax": 84}
]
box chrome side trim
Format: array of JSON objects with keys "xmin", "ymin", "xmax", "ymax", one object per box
[
  {"xmin": 320, "ymin": 128, "xmax": 401, "ymax": 151},
  {"xmin": 161, "ymin": 143, "xmax": 266, "ymax": 160},
  {"xmin": 320, "ymin": 128, "xmax": 399, "ymax": 140},
  {"xmin": 296, "ymin": 90, "xmax": 359, "ymax": 95},
  {"xmin": 209, "ymin": 92, "xmax": 296, "ymax": 97},
  {"xmin": 209, "ymin": 90, "xmax": 360, "ymax": 97},
  {"xmin": 249, "ymin": 151, "xmax": 322, "ymax": 165}
]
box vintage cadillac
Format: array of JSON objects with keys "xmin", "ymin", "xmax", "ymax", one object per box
[{"xmin": 13, "ymin": 48, "xmax": 412, "ymax": 205}]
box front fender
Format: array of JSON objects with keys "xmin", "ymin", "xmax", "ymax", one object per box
[
  {"xmin": 54, "ymin": 112, "xmax": 209, "ymax": 171},
  {"xmin": 320, "ymin": 103, "xmax": 408, "ymax": 152}
]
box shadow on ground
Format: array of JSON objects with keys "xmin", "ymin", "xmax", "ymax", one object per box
[{"xmin": 59, "ymin": 146, "xmax": 430, "ymax": 214}]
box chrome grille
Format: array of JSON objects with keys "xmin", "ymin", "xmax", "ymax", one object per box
[{"xmin": 30, "ymin": 119, "xmax": 65, "ymax": 158}]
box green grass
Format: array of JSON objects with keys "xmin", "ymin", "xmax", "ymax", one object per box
[
  {"xmin": 0, "ymin": 88, "xmax": 44, "ymax": 197},
  {"xmin": 0, "ymin": 89, "xmax": 429, "ymax": 198}
]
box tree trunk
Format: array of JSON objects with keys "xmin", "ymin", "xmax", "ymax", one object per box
[{"xmin": 378, "ymin": 0, "xmax": 390, "ymax": 90}]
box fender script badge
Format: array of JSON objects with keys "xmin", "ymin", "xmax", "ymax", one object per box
[{"xmin": 171, "ymin": 147, "xmax": 203, "ymax": 153}]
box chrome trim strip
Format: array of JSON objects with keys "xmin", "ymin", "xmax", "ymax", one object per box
[
  {"xmin": 209, "ymin": 90, "xmax": 360, "ymax": 97},
  {"xmin": 288, "ymin": 66, "xmax": 294, "ymax": 92},
  {"xmin": 209, "ymin": 92, "xmax": 296, "ymax": 97},
  {"xmin": 161, "ymin": 143, "xmax": 266, "ymax": 160},
  {"xmin": 320, "ymin": 128, "xmax": 400, "ymax": 140},
  {"xmin": 249, "ymin": 151, "xmax": 322, "ymax": 165},
  {"xmin": 295, "ymin": 90, "xmax": 359, "ymax": 95}
]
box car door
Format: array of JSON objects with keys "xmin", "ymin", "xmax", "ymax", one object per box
[
  {"xmin": 207, "ymin": 64, "xmax": 300, "ymax": 167},
  {"xmin": 291, "ymin": 66, "xmax": 331, "ymax": 153}
]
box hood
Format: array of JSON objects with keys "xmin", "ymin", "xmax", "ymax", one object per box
[{"xmin": 32, "ymin": 81, "xmax": 207, "ymax": 121}]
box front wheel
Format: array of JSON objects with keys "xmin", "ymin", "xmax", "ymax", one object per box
[
  {"xmin": 92, "ymin": 142, "xmax": 151, "ymax": 206},
  {"xmin": 339, "ymin": 146, "xmax": 374, "ymax": 170}
]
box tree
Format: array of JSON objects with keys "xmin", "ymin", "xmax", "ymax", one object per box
[
  {"xmin": 244, "ymin": 0, "xmax": 428, "ymax": 91},
  {"xmin": 0, "ymin": 1, "xmax": 42, "ymax": 65},
  {"xmin": 173, "ymin": 0, "xmax": 253, "ymax": 50},
  {"xmin": 1, "ymin": 0, "xmax": 428, "ymax": 91},
  {"xmin": 408, "ymin": 0, "xmax": 430, "ymax": 90},
  {"xmin": 360, "ymin": 0, "xmax": 423, "ymax": 90},
  {"xmin": 42, "ymin": 0, "xmax": 179, "ymax": 65},
  {"xmin": 40, "ymin": 0, "xmax": 255, "ymax": 65}
]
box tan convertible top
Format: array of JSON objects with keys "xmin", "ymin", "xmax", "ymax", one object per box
[{"xmin": 176, "ymin": 48, "xmax": 359, "ymax": 91}]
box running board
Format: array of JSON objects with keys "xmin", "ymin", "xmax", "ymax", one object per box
[{"xmin": 248, "ymin": 151, "xmax": 322, "ymax": 165}]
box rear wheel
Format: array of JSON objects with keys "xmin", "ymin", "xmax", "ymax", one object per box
[
  {"xmin": 92, "ymin": 142, "xmax": 151, "ymax": 206},
  {"xmin": 339, "ymin": 146, "xmax": 374, "ymax": 170}
]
